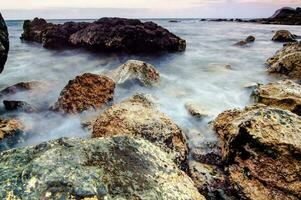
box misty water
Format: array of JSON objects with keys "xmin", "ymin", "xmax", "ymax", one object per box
[{"xmin": 1, "ymin": 19, "xmax": 301, "ymax": 150}]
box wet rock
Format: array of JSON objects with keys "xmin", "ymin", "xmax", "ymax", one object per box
[
  {"xmin": 0, "ymin": 136, "xmax": 205, "ymax": 200},
  {"xmin": 0, "ymin": 118, "xmax": 24, "ymax": 151},
  {"xmin": 0, "ymin": 12, "xmax": 9, "ymax": 73},
  {"xmin": 0, "ymin": 81, "xmax": 41, "ymax": 97},
  {"xmin": 3, "ymin": 100, "xmax": 38, "ymax": 113},
  {"xmin": 189, "ymin": 161, "xmax": 236, "ymax": 200},
  {"xmin": 213, "ymin": 104, "xmax": 301, "ymax": 199},
  {"xmin": 92, "ymin": 94, "xmax": 188, "ymax": 168},
  {"xmin": 185, "ymin": 103, "xmax": 210, "ymax": 119},
  {"xmin": 52, "ymin": 73, "xmax": 115, "ymax": 114},
  {"xmin": 21, "ymin": 17, "xmax": 186, "ymax": 53},
  {"xmin": 169, "ymin": 20, "xmax": 181, "ymax": 23},
  {"xmin": 272, "ymin": 30, "xmax": 297, "ymax": 42},
  {"xmin": 252, "ymin": 80, "xmax": 301, "ymax": 115},
  {"xmin": 191, "ymin": 142, "xmax": 223, "ymax": 166},
  {"xmin": 267, "ymin": 42, "xmax": 301, "ymax": 79},
  {"xmin": 110, "ymin": 60, "xmax": 160, "ymax": 87},
  {"xmin": 234, "ymin": 35, "xmax": 255, "ymax": 46}
]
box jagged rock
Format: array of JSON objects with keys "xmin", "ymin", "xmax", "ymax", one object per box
[
  {"xmin": 92, "ymin": 94, "xmax": 188, "ymax": 168},
  {"xmin": 0, "ymin": 136, "xmax": 204, "ymax": 200},
  {"xmin": 272, "ymin": 30, "xmax": 297, "ymax": 42},
  {"xmin": 0, "ymin": 12, "xmax": 9, "ymax": 73},
  {"xmin": 21, "ymin": 17, "xmax": 186, "ymax": 53},
  {"xmin": 3, "ymin": 100, "xmax": 38, "ymax": 113},
  {"xmin": 52, "ymin": 73, "xmax": 115, "ymax": 114},
  {"xmin": 267, "ymin": 42, "xmax": 301, "ymax": 79},
  {"xmin": 213, "ymin": 104, "xmax": 301, "ymax": 199},
  {"xmin": 185, "ymin": 103, "xmax": 210, "ymax": 119},
  {"xmin": 191, "ymin": 142, "xmax": 222, "ymax": 166},
  {"xmin": 234, "ymin": 35, "xmax": 255, "ymax": 46},
  {"xmin": 110, "ymin": 60, "xmax": 160, "ymax": 87},
  {"xmin": 0, "ymin": 118, "xmax": 25, "ymax": 151},
  {"xmin": 252, "ymin": 80, "xmax": 301, "ymax": 115},
  {"xmin": 0, "ymin": 81, "xmax": 42, "ymax": 97}
]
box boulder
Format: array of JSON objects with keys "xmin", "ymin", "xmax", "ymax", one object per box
[
  {"xmin": 0, "ymin": 12, "xmax": 9, "ymax": 73},
  {"xmin": 21, "ymin": 17, "xmax": 186, "ymax": 53},
  {"xmin": 92, "ymin": 94, "xmax": 188, "ymax": 168},
  {"xmin": 267, "ymin": 42, "xmax": 301, "ymax": 79},
  {"xmin": 3, "ymin": 100, "xmax": 38, "ymax": 113},
  {"xmin": 234, "ymin": 35, "xmax": 255, "ymax": 46},
  {"xmin": 213, "ymin": 105, "xmax": 301, "ymax": 199},
  {"xmin": 0, "ymin": 81, "xmax": 41, "ymax": 97},
  {"xmin": 0, "ymin": 136, "xmax": 205, "ymax": 200},
  {"xmin": 185, "ymin": 103, "xmax": 210, "ymax": 119},
  {"xmin": 252, "ymin": 80, "xmax": 301, "ymax": 115},
  {"xmin": 52, "ymin": 73, "xmax": 115, "ymax": 114},
  {"xmin": 0, "ymin": 118, "xmax": 24, "ymax": 151},
  {"xmin": 272, "ymin": 30, "xmax": 297, "ymax": 42},
  {"xmin": 110, "ymin": 60, "xmax": 160, "ymax": 87}
]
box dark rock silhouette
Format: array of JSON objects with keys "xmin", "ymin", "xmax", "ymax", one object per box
[{"xmin": 0, "ymin": 13, "xmax": 9, "ymax": 73}]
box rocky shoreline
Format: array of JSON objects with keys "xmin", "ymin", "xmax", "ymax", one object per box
[{"xmin": 0, "ymin": 8, "xmax": 301, "ymax": 200}]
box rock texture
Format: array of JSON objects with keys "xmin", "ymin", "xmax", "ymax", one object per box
[
  {"xmin": 234, "ymin": 35, "xmax": 255, "ymax": 46},
  {"xmin": 0, "ymin": 136, "xmax": 204, "ymax": 200},
  {"xmin": 3, "ymin": 100, "xmax": 38, "ymax": 113},
  {"xmin": 213, "ymin": 104, "xmax": 301, "ymax": 200},
  {"xmin": 272, "ymin": 30, "xmax": 297, "ymax": 42},
  {"xmin": 92, "ymin": 94, "xmax": 188, "ymax": 168},
  {"xmin": 253, "ymin": 80, "xmax": 301, "ymax": 115},
  {"xmin": 52, "ymin": 73, "xmax": 115, "ymax": 114},
  {"xmin": 0, "ymin": 81, "xmax": 41, "ymax": 97},
  {"xmin": 0, "ymin": 118, "xmax": 24, "ymax": 151},
  {"xmin": 21, "ymin": 17, "xmax": 186, "ymax": 53},
  {"xmin": 110, "ymin": 60, "xmax": 160, "ymax": 87},
  {"xmin": 267, "ymin": 42, "xmax": 301, "ymax": 79},
  {"xmin": 185, "ymin": 103, "xmax": 210, "ymax": 119},
  {"xmin": 0, "ymin": 13, "xmax": 9, "ymax": 73}
]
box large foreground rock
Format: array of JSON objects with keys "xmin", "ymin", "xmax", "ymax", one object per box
[
  {"xmin": 0, "ymin": 118, "xmax": 24, "ymax": 151},
  {"xmin": 92, "ymin": 94, "xmax": 188, "ymax": 168},
  {"xmin": 0, "ymin": 136, "xmax": 204, "ymax": 200},
  {"xmin": 253, "ymin": 80, "xmax": 301, "ymax": 115},
  {"xmin": 213, "ymin": 105, "xmax": 301, "ymax": 199},
  {"xmin": 52, "ymin": 73, "xmax": 115, "ymax": 114},
  {"xmin": 267, "ymin": 42, "xmax": 301, "ymax": 79},
  {"xmin": 272, "ymin": 30, "xmax": 297, "ymax": 42},
  {"xmin": 0, "ymin": 13, "xmax": 9, "ymax": 73},
  {"xmin": 21, "ymin": 17, "xmax": 186, "ymax": 53},
  {"xmin": 110, "ymin": 60, "xmax": 160, "ymax": 87}
]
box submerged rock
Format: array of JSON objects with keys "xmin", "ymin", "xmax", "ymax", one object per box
[
  {"xmin": 0, "ymin": 12, "xmax": 9, "ymax": 73},
  {"xmin": 110, "ymin": 60, "xmax": 160, "ymax": 87},
  {"xmin": 92, "ymin": 94, "xmax": 188, "ymax": 168},
  {"xmin": 3, "ymin": 100, "xmax": 38, "ymax": 113},
  {"xmin": 272, "ymin": 30, "xmax": 297, "ymax": 42},
  {"xmin": 213, "ymin": 105, "xmax": 301, "ymax": 199},
  {"xmin": 0, "ymin": 136, "xmax": 204, "ymax": 200},
  {"xmin": 252, "ymin": 80, "xmax": 301, "ymax": 115},
  {"xmin": 0, "ymin": 118, "xmax": 24, "ymax": 151},
  {"xmin": 52, "ymin": 73, "xmax": 115, "ymax": 114},
  {"xmin": 234, "ymin": 35, "xmax": 255, "ymax": 46},
  {"xmin": 21, "ymin": 17, "xmax": 186, "ymax": 53},
  {"xmin": 185, "ymin": 103, "xmax": 210, "ymax": 119},
  {"xmin": 0, "ymin": 81, "xmax": 42, "ymax": 97},
  {"xmin": 267, "ymin": 42, "xmax": 301, "ymax": 79}
]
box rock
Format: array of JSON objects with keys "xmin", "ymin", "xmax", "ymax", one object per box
[
  {"xmin": 252, "ymin": 80, "xmax": 301, "ymax": 115},
  {"xmin": 110, "ymin": 60, "xmax": 160, "ymax": 87},
  {"xmin": 0, "ymin": 136, "xmax": 205, "ymax": 200},
  {"xmin": 169, "ymin": 20, "xmax": 181, "ymax": 23},
  {"xmin": 185, "ymin": 103, "xmax": 210, "ymax": 119},
  {"xmin": 234, "ymin": 35, "xmax": 255, "ymax": 46},
  {"xmin": 189, "ymin": 161, "xmax": 236, "ymax": 199},
  {"xmin": 0, "ymin": 12, "xmax": 9, "ymax": 73},
  {"xmin": 21, "ymin": 17, "xmax": 186, "ymax": 53},
  {"xmin": 0, "ymin": 81, "xmax": 41, "ymax": 97},
  {"xmin": 213, "ymin": 104, "xmax": 301, "ymax": 199},
  {"xmin": 191, "ymin": 142, "xmax": 223, "ymax": 166},
  {"xmin": 272, "ymin": 30, "xmax": 297, "ymax": 42},
  {"xmin": 92, "ymin": 94, "xmax": 188, "ymax": 168},
  {"xmin": 0, "ymin": 118, "xmax": 25, "ymax": 151},
  {"xmin": 267, "ymin": 42, "xmax": 301, "ymax": 79},
  {"xmin": 52, "ymin": 73, "xmax": 115, "ymax": 114},
  {"xmin": 3, "ymin": 100, "xmax": 38, "ymax": 113}
]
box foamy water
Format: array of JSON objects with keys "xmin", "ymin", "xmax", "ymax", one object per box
[{"xmin": 1, "ymin": 19, "xmax": 300, "ymax": 149}]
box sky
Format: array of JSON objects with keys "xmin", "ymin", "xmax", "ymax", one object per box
[{"xmin": 0, "ymin": 0, "xmax": 300, "ymax": 19}]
